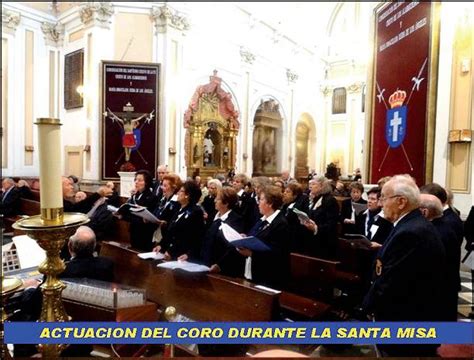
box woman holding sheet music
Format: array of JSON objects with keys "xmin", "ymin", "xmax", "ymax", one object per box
[
  {"xmin": 340, "ymin": 181, "xmax": 367, "ymax": 235},
  {"xmin": 303, "ymin": 175, "xmax": 339, "ymax": 259},
  {"xmin": 236, "ymin": 185, "xmax": 290, "ymax": 290},
  {"xmin": 154, "ymin": 181, "xmax": 205, "ymax": 261},
  {"xmin": 122, "ymin": 170, "xmax": 158, "ymax": 252},
  {"xmin": 201, "ymin": 187, "xmax": 245, "ymax": 277}
]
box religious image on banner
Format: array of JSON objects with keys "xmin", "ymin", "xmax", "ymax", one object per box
[
  {"xmin": 103, "ymin": 103, "xmax": 155, "ymax": 164},
  {"xmin": 101, "ymin": 61, "xmax": 160, "ymax": 179}
]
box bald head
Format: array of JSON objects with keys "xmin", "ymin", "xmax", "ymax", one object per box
[
  {"xmin": 419, "ymin": 194, "xmax": 443, "ymax": 221},
  {"xmin": 68, "ymin": 226, "xmax": 96, "ymax": 258}
]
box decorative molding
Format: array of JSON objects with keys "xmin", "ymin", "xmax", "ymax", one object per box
[
  {"xmin": 2, "ymin": 7, "xmax": 21, "ymax": 34},
  {"xmin": 41, "ymin": 21, "xmax": 65, "ymax": 47},
  {"xmin": 150, "ymin": 5, "xmax": 190, "ymax": 34},
  {"xmin": 347, "ymin": 81, "xmax": 364, "ymax": 94},
  {"xmin": 79, "ymin": 2, "xmax": 114, "ymax": 29},
  {"xmin": 239, "ymin": 46, "xmax": 256, "ymax": 65},
  {"xmin": 320, "ymin": 85, "xmax": 333, "ymax": 97},
  {"xmin": 286, "ymin": 68, "xmax": 298, "ymax": 84}
]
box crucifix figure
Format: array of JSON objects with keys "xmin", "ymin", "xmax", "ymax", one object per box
[{"xmin": 104, "ymin": 102, "xmax": 154, "ymax": 163}]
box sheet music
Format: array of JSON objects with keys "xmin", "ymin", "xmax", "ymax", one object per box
[
  {"xmin": 137, "ymin": 251, "xmax": 165, "ymax": 260},
  {"xmin": 130, "ymin": 206, "xmax": 161, "ymax": 224},
  {"xmin": 352, "ymin": 202, "xmax": 368, "ymax": 216},
  {"xmin": 220, "ymin": 223, "xmax": 244, "ymax": 242},
  {"xmin": 157, "ymin": 260, "xmax": 210, "ymax": 272},
  {"xmin": 12, "ymin": 235, "xmax": 46, "ymax": 269},
  {"xmin": 292, "ymin": 208, "xmax": 310, "ymax": 223}
]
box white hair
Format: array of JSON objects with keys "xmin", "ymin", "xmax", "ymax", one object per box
[
  {"xmin": 207, "ymin": 179, "xmax": 222, "ymax": 189},
  {"xmin": 387, "ymin": 174, "xmax": 420, "ymax": 207}
]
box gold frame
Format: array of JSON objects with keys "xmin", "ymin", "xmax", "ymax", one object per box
[{"xmin": 365, "ymin": 2, "xmax": 441, "ymax": 184}]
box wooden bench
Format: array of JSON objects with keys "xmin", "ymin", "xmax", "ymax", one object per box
[
  {"xmin": 99, "ymin": 241, "xmax": 279, "ymax": 321},
  {"xmin": 4, "ymin": 198, "xmax": 41, "ymax": 234}
]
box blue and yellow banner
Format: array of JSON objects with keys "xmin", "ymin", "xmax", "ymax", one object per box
[{"xmin": 4, "ymin": 322, "xmax": 473, "ymax": 344}]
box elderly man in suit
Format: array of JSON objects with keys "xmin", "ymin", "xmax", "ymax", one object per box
[
  {"xmin": 363, "ymin": 175, "xmax": 447, "ymax": 357},
  {"xmin": 1, "ymin": 177, "xmax": 21, "ymax": 216}
]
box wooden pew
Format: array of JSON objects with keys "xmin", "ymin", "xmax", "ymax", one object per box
[
  {"xmin": 99, "ymin": 241, "xmax": 279, "ymax": 321},
  {"xmin": 288, "ymin": 252, "xmax": 362, "ymax": 314},
  {"xmin": 4, "ymin": 198, "xmax": 41, "ymax": 234}
]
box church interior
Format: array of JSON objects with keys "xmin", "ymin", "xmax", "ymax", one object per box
[{"xmin": 1, "ymin": 1, "xmax": 474, "ymax": 358}]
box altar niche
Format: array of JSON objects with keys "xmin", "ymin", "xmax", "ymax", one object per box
[
  {"xmin": 184, "ymin": 71, "xmax": 239, "ymax": 179},
  {"xmin": 252, "ymin": 99, "xmax": 283, "ymax": 177}
]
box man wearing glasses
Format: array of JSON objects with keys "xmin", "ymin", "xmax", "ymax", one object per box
[{"xmin": 363, "ymin": 175, "xmax": 447, "ymax": 357}]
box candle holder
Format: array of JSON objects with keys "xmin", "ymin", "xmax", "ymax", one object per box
[{"xmin": 12, "ymin": 213, "xmax": 89, "ymax": 357}]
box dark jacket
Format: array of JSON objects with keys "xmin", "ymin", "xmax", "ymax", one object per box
[
  {"xmin": 340, "ymin": 198, "xmax": 367, "ymax": 234},
  {"xmin": 355, "ymin": 209, "xmax": 393, "ymax": 245},
  {"xmin": 235, "ymin": 191, "xmax": 260, "ymax": 233},
  {"xmin": 63, "ymin": 192, "xmax": 101, "ymax": 214},
  {"xmin": 201, "ymin": 195, "xmax": 217, "ymax": 228},
  {"xmin": 282, "ymin": 195, "xmax": 310, "ymax": 253},
  {"xmin": 124, "ymin": 189, "xmax": 158, "ymax": 252},
  {"xmin": 248, "ymin": 211, "xmax": 290, "ymax": 290},
  {"xmin": 1, "ymin": 186, "xmax": 21, "ymax": 217},
  {"xmin": 465, "ymin": 206, "xmax": 474, "ymax": 251},
  {"xmin": 160, "ymin": 204, "xmax": 205, "ymax": 260},
  {"xmin": 153, "ymin": 194, "xmax": 180, "ymax": 240},
  {"xmin": 200, "ymin": 210, "xmax": 245, "ymax": 278},
  {"xmin": 363, "ymin": 209, "xmax": 447, "ymax": 322},
  {"xmin": 307, "ymin": 193, "xmax": 339, "ymax": 259}
]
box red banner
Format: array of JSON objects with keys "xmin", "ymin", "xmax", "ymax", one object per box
[
  {"xmin": 369, "ymin": 1, "xmax": 436, "ymax": 185},
  {"xmin": 101, "ymin": 62, "xmax": 160, "ymax": 179}
]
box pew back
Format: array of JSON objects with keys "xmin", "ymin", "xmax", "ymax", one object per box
[{"xmin": 99, "ymin": 242, "xmax": 279, "ymax": 321}]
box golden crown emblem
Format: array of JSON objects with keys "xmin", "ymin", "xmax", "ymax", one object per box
[{"xmin": 388, "ymin": 89, "xmax": 407, "ymax": 108}]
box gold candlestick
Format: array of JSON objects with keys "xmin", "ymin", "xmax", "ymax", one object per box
[
  {"xmin": 13, "ymin": 214, "xmax": 89, "ymax": 357},
  {"xmin": 11, "ymin": 118, "xmax": 89, "ymax": 357}
]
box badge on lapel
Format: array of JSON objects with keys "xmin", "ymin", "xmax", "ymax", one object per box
[{"xmin": 375, "ymin": 259, "xmax": 383, "ymax": 276}]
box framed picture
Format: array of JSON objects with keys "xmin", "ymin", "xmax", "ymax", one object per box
[
  {"xmin": 366, "ymin": 1, "xmax": 440, "ymax": 184},
  {"xmin": 101, "ymin": 61, "xmax": 160, "ymax": 180},
  {"xmin": 64, "ymin": 49, "xmax": 84, "ymax": 110}
]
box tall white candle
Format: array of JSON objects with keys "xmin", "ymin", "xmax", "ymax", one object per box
[{"xmin": 36, "ymin": 118, "xmax": 63, "ymax": 212}]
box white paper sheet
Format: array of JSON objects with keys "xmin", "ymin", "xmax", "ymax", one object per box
[
  {"xmin": 137, "ymin": 251, "xmax": 165, "ymax": 260},
  {"xmin": 157, "ymin": 260, "xmax": 210, "ymax": 272},
  {"xmin": 220, "ymin": 223, "xmax": 244, "ymax": 242},
  {"xmin": 12, "ymin": 235, "xmax": 46, "ymax": 269}
]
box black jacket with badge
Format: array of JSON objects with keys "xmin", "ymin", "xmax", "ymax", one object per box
[{"xmin": 362, "ymin": 209, "xmax": 447, "ymax": 321}]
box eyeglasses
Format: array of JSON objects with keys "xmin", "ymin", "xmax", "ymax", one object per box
[{"xmin": 380, "ymin": 194, "xmax": 401, "ymax": 202}]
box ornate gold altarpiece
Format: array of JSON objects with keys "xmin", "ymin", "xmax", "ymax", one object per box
[{"xmin": 184, "ymin": 71, "xmax": 240, "ymax": 178}]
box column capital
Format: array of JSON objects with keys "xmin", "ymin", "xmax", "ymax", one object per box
[
  {"xmin": 80, "ymin": 2, "xmax": 114, "ymax": 30},
  {"xmin": 347, "ymin": 81, "xmax": 365, "ymax": 94},
  {"xmin": 41, "ymin": 21, "xmax": 65, "ymax": 47},
  {"xmin": 239, "ymin": 46, "xmax": 256, "ymax": 65},
  {"xmin": 150, "ymin": 5, "xmax": 190, "ymax": 34},
  {"xmin": 2, "ymin": 7, "xmax": 21, "ymax": 35},
  {"xmin": 286, "ymin": 68, "xmax": 298, "ymax": 84}
]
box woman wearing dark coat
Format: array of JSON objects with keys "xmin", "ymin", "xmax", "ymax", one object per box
[
  {"xmin": 122, "ymin": 170, "xmax": 158, "ymax": 252},
  {"xmin": 201, "ymin": 187, "xmax": 245, "ymax": 277},
  {"xmin": 303, "ymin": 175, "xmax": 340, "ymax": 259},
  {"xmin": 201, "ymin": 179, "xmax": 222, "ymax": 229},
  {"xmin": 152, "ymin": 173, "xmax": 182, "ymax": 240},
  {"xmin": 236, "ymin": 185, "xmax": 290, "ymax": 290},
  {"xmin": 281, "ymin": 182, "xmax": 309, "ymax": 253},
  {"xmin": 340, "ymin": 181, "xmax": 367, "ymax": 235},
  {"xmin": 155, "ymin": 181, "xmax": 205, "ymax": 260}
]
